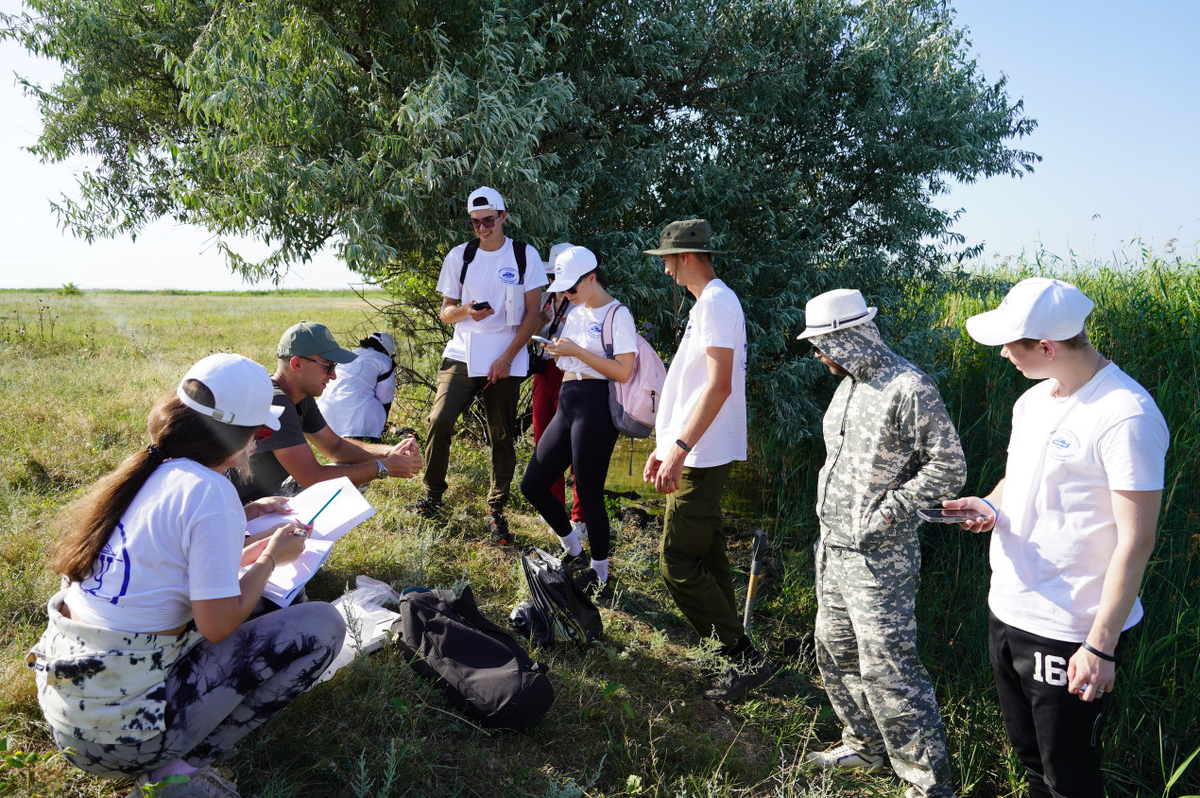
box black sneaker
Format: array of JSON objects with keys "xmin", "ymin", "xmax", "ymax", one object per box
[
  {"xmin": 406, "ymin": 495, "xmax": 444, "ymax": 518},
  {"xmin": 572, "ymin": 568, "xmax": 607, "ymax": 600},
  {"xmin": 487, "ymin": 511, "xmax": 513, "ymax": 545},
  {"xmin": 560, "ymin": 549, "xmax": 590, "ymax": 573},
  {"xmin": 703, "ymin": 647, "xmax": 773, "ymax": 701}
]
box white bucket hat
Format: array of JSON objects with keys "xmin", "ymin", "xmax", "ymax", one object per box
[
  {"xmin": 965, "ymin": 277, "xmax": 1094, "ymax": 346},
  {"xmin": 546, "ymin": 246, "xmax": 599, "ymax": 293},
  {"xmin": 797, "ymin": 289, "xmax": 878, "ymax": 340},
  {"xmin": 177, "ymin": 354, "xmax": 284, "ymax": 430},
  {"xmin": 546, "ymin": 242, "xmax": 574, "ymax": 276}
]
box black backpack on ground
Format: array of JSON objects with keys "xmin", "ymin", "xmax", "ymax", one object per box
[
  {"xmin": 510, "ymin": 547, "xmax": 602, "ymax": 650},
  {"xmin": 395, "ymin": 584, "xmax": 554, "ymax": 732}
]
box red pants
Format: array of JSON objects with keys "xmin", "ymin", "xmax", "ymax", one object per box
[{"xmin": 531, "ymin": 365, "xmax": 584, "ymax": 523}]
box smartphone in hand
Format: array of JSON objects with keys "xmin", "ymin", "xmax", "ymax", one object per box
[
  {"xmin": 916, "ymin": 507, "xmax": 988, "ymax": 524},
  {"xmin": 472, "ymin": 301, "xmax": 492, "ymax": 311}
]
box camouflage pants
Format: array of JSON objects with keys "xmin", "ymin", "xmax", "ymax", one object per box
[
  {"xmin": 51, "ymin": 602, "xmax": 344, "ymax": 777},
  {"xmin": 814, "ymin": 539, "xmax": 955, "ymax": 797}
]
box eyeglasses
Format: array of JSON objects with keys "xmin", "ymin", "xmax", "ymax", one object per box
[
  {"xmin": 298, "ymin": 355, "xmax": 337, "ymax": 375},
  {"xmin": 469, "ymin": 213, "xmax": 501, "ymax": 230},
  {"xmin": 254, "ymin": 426, "xmax": 275, "ymax": 442},
  {"xmin": 564, "ymin": 271, "xmax": 593, "ymax": 295}
]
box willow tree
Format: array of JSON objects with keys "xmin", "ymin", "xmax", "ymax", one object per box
[{"xmin": 5, "ymin": 0, "xmax": 1036, "ymax": 470}]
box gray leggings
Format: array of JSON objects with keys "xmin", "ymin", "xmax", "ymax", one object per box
[{"xmin": 55, "ymin": 602, "xmax": 345, "ymax": 776}]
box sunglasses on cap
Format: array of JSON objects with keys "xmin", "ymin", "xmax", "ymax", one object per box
[
  {"xmin": 254, "ymin": 426, "xmax": 274, "ymax": 442},
  {"xmin": 469, "ymin": 213, "xmax": 502, "ymax": 230}
]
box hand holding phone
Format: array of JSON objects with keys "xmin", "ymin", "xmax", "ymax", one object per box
[
  {"xmin": 916, "ymin": 507, "xmax": 988, "ymax": 524},
  {"xmin": 472, "ymin": 301, "xmax": 492, "ymax": 311}
]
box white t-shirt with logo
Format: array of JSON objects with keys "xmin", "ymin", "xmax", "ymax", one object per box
[
  {"xmin": 990, "ymin": 363, "xmax": 1169, "ymax": 640},
  {"xmin": 317, "ymin": 347, "xmax": 395, "ymax": 438},
  {"xmin": 66, "ymin": 458, "xmax": 246, "ymax": 632},
  {"xmin": 553, "ymin": 300, "xmax": 636, "ymax": 378},
  {"xmin": 437, "ymin": 238, "xmax": 547, "ymax": 376},
  {"xmin": 654, "ymin": 279, "xmax": 748, "ymax": 468}
]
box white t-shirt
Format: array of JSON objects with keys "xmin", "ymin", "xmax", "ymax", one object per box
[
  {"xmin": 317, "ymin": 347, "xmax": 396, "ymax": 438},
  {"xmin": 654, "ymin": 279, "xmax": 748, "ymax": 468},
  {"xmin": 66, "ymin": 459, "xmax": 246, "ymax": 633},
  {"xmin": 990, "ymin": 363, "xmax": 1169, "ymax": 640},
  {"xmin": 553, "ymin": 300, "xmax": 637, "ymax": 378},
  {"xmin": 436, "ymin": 238, "xmax": 547, "ymax": 376}
]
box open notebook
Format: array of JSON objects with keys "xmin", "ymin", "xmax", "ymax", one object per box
[{"xmin": 243, "ymin": 477, "xmax": 375, "ymax": 606}]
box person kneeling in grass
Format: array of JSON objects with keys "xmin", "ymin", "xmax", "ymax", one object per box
[{"xmin": 27, "ymin": 354, "xmax": 346, "ymax": 798}]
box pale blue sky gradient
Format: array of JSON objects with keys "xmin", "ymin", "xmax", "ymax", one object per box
[{"xmin": 1, "ymin": 1, "xmax": 1197, "ymax": 290}]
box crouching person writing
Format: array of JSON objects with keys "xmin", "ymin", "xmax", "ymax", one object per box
[{"xmin": 27, "ymin": 354, "xmax": 346, "ymax": 798}]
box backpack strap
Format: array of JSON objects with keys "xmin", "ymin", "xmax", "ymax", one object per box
[
  {"xmin": 458, "ymin": 238, "xmax": 527, "ymax": 287},
  {"xmin": 600, "ymin": 303, "xmax": 622, "ymax": 360},
  {"xmin": 376, "ymin": 362, "xmax": 395, "ymax": 383}
]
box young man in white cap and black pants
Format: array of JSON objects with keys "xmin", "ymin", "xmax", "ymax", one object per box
[
  {"xmin": 799, "ymin": 289, "xmax": 964, "ymax": 797},
  {"xmin": 409, "ymin": 187, "xmax": 547, "ymax": 543},
  {"xmin": 946, "ymin": 277, "xmax": 1168, "ymax": 798}
]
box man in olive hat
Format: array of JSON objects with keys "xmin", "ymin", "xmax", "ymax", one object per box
[
  {"xmin": 234, "ymin": 321, "xmax": 423, "ymax": 503},
  {"xmin": 642, "ymin": 219, "xmax": 770, "ymax": 701}
]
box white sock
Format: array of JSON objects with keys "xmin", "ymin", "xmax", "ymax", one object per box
[
  {"xmin": 558, "ymin": 531, "xmax": 583, "ymax": 557},
  {"xmin": 590, "ymin": 558, "xmax": 609, "ymax": 583},
  {"xmin": 149, "ymin": 759, "xmax": 200, "ymax": 782}
]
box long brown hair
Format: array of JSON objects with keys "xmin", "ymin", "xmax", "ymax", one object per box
[{"xmin": 52, "ymin": 380, "xmax": 256, "ymax": 583}]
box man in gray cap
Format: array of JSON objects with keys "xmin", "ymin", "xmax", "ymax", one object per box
[
  {"xmin": 642, "ymin": 219, "xmax": 770, "ymax": 701},
  {"xmin": 947, "ymin": 278, "xmax": 1168, "ymax": 798},
  {"xmin": 798, "ymin": 289, "xmax": 964, "ymax": 797},
  {"xmin": 234, "ymin": 321, "xmax": 423, "ymax": 503}
]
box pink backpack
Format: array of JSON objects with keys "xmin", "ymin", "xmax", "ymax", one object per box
[{"xmin": 601, "ymin": 304, "xmax": 667, "ymax": 438}]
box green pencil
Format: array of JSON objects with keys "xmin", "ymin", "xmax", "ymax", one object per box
[{"xmin": 306, "ymin": 487, "xmax": 343, "ymax": 528}]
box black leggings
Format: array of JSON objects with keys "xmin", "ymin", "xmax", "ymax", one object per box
[{"xmin": 521, "ymin": 379, "xmax": 618, "ymax": 560}]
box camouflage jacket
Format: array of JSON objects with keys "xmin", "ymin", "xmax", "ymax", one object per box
[{"xmin": 814, "ymin": 322, "xmax": 966, "ymax": 550}]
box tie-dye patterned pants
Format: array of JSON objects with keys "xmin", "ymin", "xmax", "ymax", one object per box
[{"xmin": 51, "ymin": 601, "xmax": 345, "ymax": 776}]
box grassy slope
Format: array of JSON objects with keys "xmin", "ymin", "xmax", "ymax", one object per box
[{"xmin": 0, "ymin": 266, "xmax": 1197, "ymax": 796}]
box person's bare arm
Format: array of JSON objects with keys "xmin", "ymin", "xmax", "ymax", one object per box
[
  {"xmin": 488, "ymin": 286, "xmax": 544, "ymax": 383},
  {"xmin": 654, "ymin": 346, "xmax": 733, "ymax": 494},
  {"xmin": 1067, "ymin": 488, "xmax": 1160, "ymax": 701},
  {"xmin": 943, "ymin": 478, "xmax": 1007, "ymax": 533},
  {"xmin": 270, "ymin": 428, "xmax": 422, "ymax": 489}
]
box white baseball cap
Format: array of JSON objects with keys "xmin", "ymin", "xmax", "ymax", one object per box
[
  {"xmin": 546, "ymin": 246, "xmax": 599, "ymax": 293},
  {"xmin": 369, "ymin": 331, "xmax": 397, "ymax": 358},
  {"xmin": 467, "ymin": 186, "xmax": 505, "ymax": 213},
  {"xmin": 797, "ymin": 289, "xmax": 878, "ymax": 340},
  {"xmin": 176, "ymin": 354, "xmax": 284, "ymax": 430},
  {"xmin": 546, "ymin": 242, "xmax": 574, "ymax": 275},
  {"xmin": 965, "ymin": 277, "xmax": 1094, "ymax": 346}
]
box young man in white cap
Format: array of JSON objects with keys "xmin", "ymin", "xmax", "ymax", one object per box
[
  {"xmin": 799, "ymin": 289, "xmax": 964, "ymax": 797},
  {"xmin": 235, "ymin": 321, "xmax": 423, "ymax": 503},
  {"xmin": 643, "ymin": 219, "xmax": 770, "ymax": 701},
  {"xmin": 409, "ymin": 187, "xmax": 547, "ymax": 543},
  {"xmin": 946, "ymin": 277, "xmax": 1168, "ymax": 798}
]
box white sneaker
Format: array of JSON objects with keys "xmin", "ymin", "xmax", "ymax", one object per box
[{"xmin": 805, "ymin": 743, "xmax": 884, "ymax": 770}]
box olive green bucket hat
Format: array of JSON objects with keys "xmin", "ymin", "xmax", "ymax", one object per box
[{"xmin": 643, "ymin": 219, "xmax": 728, "ymax": 256}]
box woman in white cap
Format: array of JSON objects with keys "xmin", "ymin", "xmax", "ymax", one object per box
[
  {"xmin": 316, "ymin": 331, "xmax": 399, "ymax": 442},
  {"xmin": 521, "ymin": 246, "xmax": 637, "ymax": 595},
  {"xmin": 27, "ymin": 354, "xmax": 346, "ymax": 798},
  {"xmin": 528, "ymin": 243, "xmax": 587, "ymax": 541}
]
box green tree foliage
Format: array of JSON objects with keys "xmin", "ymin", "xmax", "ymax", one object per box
[{"xmin": 5, "ymin": 0, "xmax": 1036, "ymax": 462}]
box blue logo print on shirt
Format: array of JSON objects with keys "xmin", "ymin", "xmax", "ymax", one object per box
[
  {"xmin": 81, "ymin": 523, "xmax": 132, "ymax": 605},
  {"xmin": 498, "ymin": 266, "xmax": 520, "ymax": 285},
  {"xmin": 1047, "ymin": 429, "xmax": 1081, "ymax": 462}
]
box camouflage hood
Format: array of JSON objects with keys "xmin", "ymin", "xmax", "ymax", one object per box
[
  {"xmin": 814, "ymin": 322, "xmax": 966, "ymax": 550},
  {"xmin": 811, "ymin": 321, "xmax": 896, "ymax": 382}
]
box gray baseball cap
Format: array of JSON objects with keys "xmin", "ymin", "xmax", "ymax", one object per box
[{"xmin": 277, "ymin": 321, "xmax": 357, "ymax": 363}]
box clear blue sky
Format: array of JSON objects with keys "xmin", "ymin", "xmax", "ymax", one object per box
[{"xmin": 1, "ymin": 0, "xmax": 1197, "ymax": 290}]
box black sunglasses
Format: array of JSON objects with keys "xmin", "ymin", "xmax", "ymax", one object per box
[
  {"xmin": 297, "ymin": 355, "xmax": 337, "ymax": 375},
  {"xmin": 470, "ymin": 213, "xmax": 502, "ymax": 230}
]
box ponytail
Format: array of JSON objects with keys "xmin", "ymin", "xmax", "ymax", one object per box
[{"xmin": 51, "ymin": 384, "xmax": 256, "ymax": 583}]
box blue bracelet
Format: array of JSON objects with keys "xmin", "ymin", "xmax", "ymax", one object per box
[{"xmin": 981, "ymin": 498, "xmax": 997, "ymax": 519}]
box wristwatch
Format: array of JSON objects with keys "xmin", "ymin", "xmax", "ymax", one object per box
[{"xmin": 375, "ymin": 459, "xmax": 388, "ymax": 479}]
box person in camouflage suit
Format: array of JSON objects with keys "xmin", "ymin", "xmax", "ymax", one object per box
[{"xmin": 798, "ymin": 289, "xmax": 965, "ymax": 798}]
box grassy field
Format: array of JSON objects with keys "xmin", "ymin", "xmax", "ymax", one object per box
[{"xmin": 0, "ymin": 262, "xmax": 1197, "ymax": 797}]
